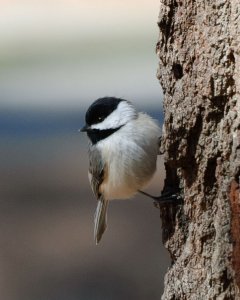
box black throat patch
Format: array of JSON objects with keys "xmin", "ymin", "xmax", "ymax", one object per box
[{"xmin": 87, "ymin": 126, "xmax": 122, "ymax": 145}]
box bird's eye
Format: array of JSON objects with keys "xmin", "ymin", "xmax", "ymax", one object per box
[{"xmin": 98, "ymin": 116, "xmax": 103, "ymax": 122}]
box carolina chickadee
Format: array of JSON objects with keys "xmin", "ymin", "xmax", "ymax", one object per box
[{"xmin": 81, "ymin": 97, "xmax": 161, "ymax": 244}]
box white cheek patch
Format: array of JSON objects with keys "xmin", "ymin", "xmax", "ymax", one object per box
[{"xmin": 91, "ymin": 101, "xmax": 137, "ymax": 130}]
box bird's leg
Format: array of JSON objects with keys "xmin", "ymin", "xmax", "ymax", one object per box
[
  {"xmin": 138, "ymin": 188, "xmax": 183, "ymax": 207},
  {"xmin": 158, "ymin": 136, "xmax": 164, "ymax": 155}
]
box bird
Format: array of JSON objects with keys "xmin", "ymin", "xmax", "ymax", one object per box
[{"xmin": 81, "ymin": 97, "xmax": 162, "ymax": 244}]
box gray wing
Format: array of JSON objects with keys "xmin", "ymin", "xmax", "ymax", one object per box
[
  {"xmin": 88, "ymin": 146, "xmax": 108, "ymax": 244},
  {"xmin": 88, "ymin": 146, "xmax": 105, "ymax": 199}
]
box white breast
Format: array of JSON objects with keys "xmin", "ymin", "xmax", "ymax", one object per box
[{"xmin": 97, "ymin": 113, "xmax": 160, "ymax": 200}]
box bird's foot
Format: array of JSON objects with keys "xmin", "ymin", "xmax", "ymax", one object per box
[
  {"xmin": 158, "ymin": 136, "xmax": 164, "ymax": 155},
  {"xmin": 138, "ymin": 189, "xmax": 183, "ymax": 208}
]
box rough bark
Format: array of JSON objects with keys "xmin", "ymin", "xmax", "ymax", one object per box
[{"xmin": 156, "ymin": 0, "xmax": 240, "ymax": 299}]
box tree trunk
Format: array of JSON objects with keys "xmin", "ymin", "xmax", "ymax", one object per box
[{"xmin": 156, "ymin": 0, "xmax": 240, "ymax": 299}]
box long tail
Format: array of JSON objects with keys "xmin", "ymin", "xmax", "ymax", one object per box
[{"xmin": 94, "ymin": 198, "xmax": 109, "ymax": 245}]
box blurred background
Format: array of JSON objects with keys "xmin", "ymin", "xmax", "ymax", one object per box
[{"xmin": 0, "ymin": 1, "xmax": 169, "ymax": 299}]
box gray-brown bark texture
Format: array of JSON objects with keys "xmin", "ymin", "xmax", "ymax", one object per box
[{"xmin": 156, "ymin": 0, "xmax": 240, "ymax": 299}]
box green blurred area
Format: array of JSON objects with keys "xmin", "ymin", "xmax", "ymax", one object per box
[{"xmin": 0, "ymin": 35, "xmax": 155, "ymax": 69}]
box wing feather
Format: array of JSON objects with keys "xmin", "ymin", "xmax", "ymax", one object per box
[
  {"xmin": 88, "ymin": 145, "xmax": 108, "ymax": 244},
  {"xmin": 88, "ymin": 146, "xmax": 105, "ymax": 199}
]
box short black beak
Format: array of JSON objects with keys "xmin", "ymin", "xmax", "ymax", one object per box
[{"xmin": 80, "ymin": 125, "xmax": 90, "ymax": 132}]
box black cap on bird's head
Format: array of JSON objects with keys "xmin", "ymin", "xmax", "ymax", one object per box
[
  {"xmin": 80, "ymin": 97, "xmax": 137, "ymax": 144},
  {"xmin": 81, "ymin": 97, "xmax": 132, "ymax": 144},
  {"xmin": 81, "ymin": 97, "xmax": 125, "ymax": 131}
]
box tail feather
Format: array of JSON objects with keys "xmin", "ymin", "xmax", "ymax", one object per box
[{"xmin": 94, "ymin": 199, "xmax": 109, "ymax": 244}]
